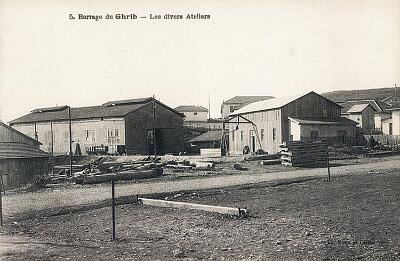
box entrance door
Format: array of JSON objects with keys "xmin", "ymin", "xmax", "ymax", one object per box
[{"xmin": 249, "ymin": 130, "xmax": 256, "ymax": 153}]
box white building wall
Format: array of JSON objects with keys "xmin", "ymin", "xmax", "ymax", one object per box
[
  {"xmin": 289, "ymin": 120, "xmax": 301, "ymax": 141},
  {"xmin": 182, "ymin": 111, "xmax": 208, "ymax": 122},
  {"xmin": 13, "ymin": 118, "xmax": 125, "ymax": 155},
  {"xmin": 392, "ymin": 110, "xmax": 400, "ymax": 135},
  {"xmin": 229, "ymin": 109, "xmax": 282, "ymax": 155}
]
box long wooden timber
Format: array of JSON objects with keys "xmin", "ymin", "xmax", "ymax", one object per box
[{"xmin": 137, "ymin": 198, "xmax": 248, "ymax": 218}]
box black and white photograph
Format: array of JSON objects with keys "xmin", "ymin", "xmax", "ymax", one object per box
[{"xmin": 0, "ymin": 0, "xmax": 399, "ymax": 260}]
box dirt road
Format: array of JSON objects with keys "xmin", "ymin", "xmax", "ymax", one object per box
[{"xmin": 2, "ymin": 156, "xmax": 400, "ymax": 220}]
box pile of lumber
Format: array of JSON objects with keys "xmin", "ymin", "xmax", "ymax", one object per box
[
  {"xmin": 75, "ymin": 168, "xmax": 163, "ymax": 184},
  {"xmin": 164, "ymin": 160, "xmax": 215, "ymax": 170},
  {"xmin": 50, "ymin": 156, "xmax": 216, "ymax": 185},
  {"xmin": 280, "ymin": 140, "xmax": 328, "ymax": 167}
]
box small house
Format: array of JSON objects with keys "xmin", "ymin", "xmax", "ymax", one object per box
[
  {"xmin": 221, "ymin": 96, "xmax": 274, "ymax": 119},
  {"xmin": 341, "ymin": 103, "xmax": 376, "ymax": 133},
  {"xmin": 175, "ymin": 105, "xmax": 209, "ymax": 122}
]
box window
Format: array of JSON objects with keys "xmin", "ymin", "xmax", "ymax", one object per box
[
  {"xmin": 132, "ymin": 122, "xmax": 137, "ymax": 128},
  {"xmin": 338, "ymin": 130, "xmax": 346, "ymax": 143},
  {"xmin": 322, "ymin": 109, "xmax": 327, "ymax": 117},
  {"xmin": 115, "ymin": 129, "xmax": 119, "ymax": 137},
  {"xmin": 310, "ymin": 130, "xmax": 319, "ymax": 140},
  {"xmin": 240, "ymin": 131, "xmax": 243, "ymax": 141},
  {"xmin": 85, "ymin": 130, "xmax": 95, "ymax": 141},
  {"xmin": 272, "ymin": 128, "xmax": 276, "ymax": 141},
  {"xmin": 230, "ymin": 105, "xmax": 237, "ymax": 113},
  {"xmin": 232, "ymin": 131, "xmax": 235, "ymax": 142},
  {"xmin": 107, "ymin": 130, "xmax": 114, "ymax": 137},
  {"xmin": 260, "ymin": 129, "xmax": 265, "ymax": 141}
]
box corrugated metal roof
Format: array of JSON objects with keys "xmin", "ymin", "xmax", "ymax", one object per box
[
  {"xmin": 10, "ymin": 98, "xmax": 184, "ymax": 124},
  {"xmin": 289, "ymin": 117, "xmax": 358, "ymax": 125},
  {"xmin": 189, "ymin": 130, "xmax": 222, "ymax": 142},
  {"xmin": 346, "ymin": 104, "xmax": 372, "ymax": 113},
  {"xmin": 175, "ymin": 105, "xmax": 208, "ymax": 112},
  {"xmin": 223, "ymin": 96, "xmax": 274, "ymax": 104},
  {"xmin": 0, "ymin": 142, "xmax": 49, "ymax": 159}
]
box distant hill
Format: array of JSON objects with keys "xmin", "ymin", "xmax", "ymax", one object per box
[{"xmin": 322, "ymin": 87, "xmax": 397, "ymax": 103}]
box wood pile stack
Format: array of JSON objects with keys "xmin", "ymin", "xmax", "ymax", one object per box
[{"xmin": 280, "ymin": 140, "xmax": 328, "ymax": 167}]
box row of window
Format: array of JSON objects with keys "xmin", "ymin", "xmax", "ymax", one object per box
[
  {"xmin": 232, "ymin": 129, "xmax": 348, "ymax": 143},
  {"xmin": 232, "ymin": 128, "xmax": 277, "ymax": 142}
]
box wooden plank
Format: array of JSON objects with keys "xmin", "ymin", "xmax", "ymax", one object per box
[{"xmin": 138, "ymin": 198, "xmax": 248, "ymax": 217}]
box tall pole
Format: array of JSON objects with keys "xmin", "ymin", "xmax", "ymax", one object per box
[
  {"xmin": 50, "ymin": 121, "xmax": 54, "ymax": 175},
  {"xmin": 153, "ymin": 96, "xmax": 157, "ymax": 157},
  {"xmin": 68, "ymin": 106, "xmax": 73, "ymax": 177},
  {"xmin": 111, "ymin": 179, "xmax": 116, "ymax": 241}
]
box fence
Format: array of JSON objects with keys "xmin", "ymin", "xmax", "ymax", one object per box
[{"xmin": 364, "ymin": 134, "xmax": 400, "ymax": 146}]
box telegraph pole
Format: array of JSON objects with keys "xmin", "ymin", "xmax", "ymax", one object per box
[
  {"xmin": 50, "ymin": 121, "xmax": 54, "ymax": 175},
  {"xmin": 152, "ymin": 96, "xmax": 157, "ymax": 157},
  {"xmin": 68, "ymin": 106, "xmax": 73, "ymax": 177}
]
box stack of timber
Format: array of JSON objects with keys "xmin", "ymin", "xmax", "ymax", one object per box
[{"xmin": 280, "ymin": 140, "xmax": 328, "ymax": 167}]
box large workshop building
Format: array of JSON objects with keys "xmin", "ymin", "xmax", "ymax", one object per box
[
  {"xmin": 228, "ymin": 91, "xmax": 357, "ymax": 154},
  {"xmin": 9, "ymin": 98, "xmax": 184, "ymax": 155}
]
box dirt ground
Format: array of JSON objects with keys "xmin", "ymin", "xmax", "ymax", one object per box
[{"xmin": 1, "ymin": 168, "xmax": 399, "ymax": 260}]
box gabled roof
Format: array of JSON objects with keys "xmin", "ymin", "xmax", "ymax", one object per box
[
  {"xmin": 0, "ymin": 122, "xmax": 42, "ymax": 145},
  {"xmin": 223, "ymin": 96, "xmax": 274, "ymax": 105},
  {"xmin": 386, "ymin": 103, "xmax": 400, "ymax": 111},
  {"xmin": 229, "ymin": 91, "xmax": 338, "ymax": 116},
  {"xmin": 189, "ymin": 130, "xmax": 222, "ymax": 143},
  {"xmin": 346, "ymin": 104, "xmax": 375, "ymax": 114},
  {"xmin": 0, "ymin": 142, "xmax": 48, "ymax": 159},
  {"xmin": 10, "ymin": 98, "xmax": 184, "ymax": 124},
  {"xmin": 289, "ymin": 117, "xmax": 358, "ymax": 126},
  {"xmin": 340, "ymin": 100, "xmax": 388, "ymax": 113},
  {"xmin": 175, "ymin": 105, "xmax": 208, "ymax": 112}
]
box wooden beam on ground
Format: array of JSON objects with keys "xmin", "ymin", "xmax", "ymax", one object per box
[{"xmin": 138, "ymin": 198, "xmax": 248, "ymax": 218}]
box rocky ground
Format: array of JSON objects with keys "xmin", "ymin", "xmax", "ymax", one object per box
[{"xmin": 1, "ymin": 168, "xmax": 399, "ymax": 260}]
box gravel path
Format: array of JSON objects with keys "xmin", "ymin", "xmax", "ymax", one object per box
[{"xmin": 2, "ymin": 157, "xmax": 399, "ymax": 219}]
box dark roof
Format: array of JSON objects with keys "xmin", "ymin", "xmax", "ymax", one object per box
[
  {"xmin": 0, "ymin": 122, "xmax": 42, "ymax": 145},
  {"xmin": 175, "ymin": 105, "xmax": 208, "ymax": 112},
  {"xmin": 340, "ymin": 100, "xmax": 389, "ymax": 113},
  {"xmin": 189, "ymin": 130, "xmax": 222, "ymax": 143},
  {"xmin": 289, "ymin": 117, "xmax": 358, "ymax": 125},
  {"xmin": 10, "ymin": 98, "xmax": 184, "ymax": 124},
  {"xmin": 223, "ymin": 96, "xmax": 274, "ymax": 105},
  {"xmin": 0, "ymin": 142, "xmax": 49, "ymax": 159},
  {"xmin": 207, "ymin": 118, "xmax": 223, "ymax": 123}
]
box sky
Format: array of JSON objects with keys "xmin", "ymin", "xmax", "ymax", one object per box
[{"xmin": 0, "ymin": 0, "xmax": 399, "ymax": 123}]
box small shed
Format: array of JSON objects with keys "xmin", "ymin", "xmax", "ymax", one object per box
[
  {"xmin": 189, "ymin": 130, "xmax": 222, "ymax": 149},
  {"xmin": 0, "ymin": 122, "xmax": 49, "ymax": 189}
]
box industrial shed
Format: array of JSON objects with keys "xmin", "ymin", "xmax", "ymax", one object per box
[
  {"xmin": 0, "ymin": 122, "xmax": 49, "ymax": 189},
  {"xmin": 228, "ymin": 91, "xmax": 357, "ymax": 155},
  {"xmin": 189, "ymin": 130, "xmax": 222, "ymax": 149},
  {"xmin": 9, "ymin": 97, "xmax": 184, "ymax": 156}
]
